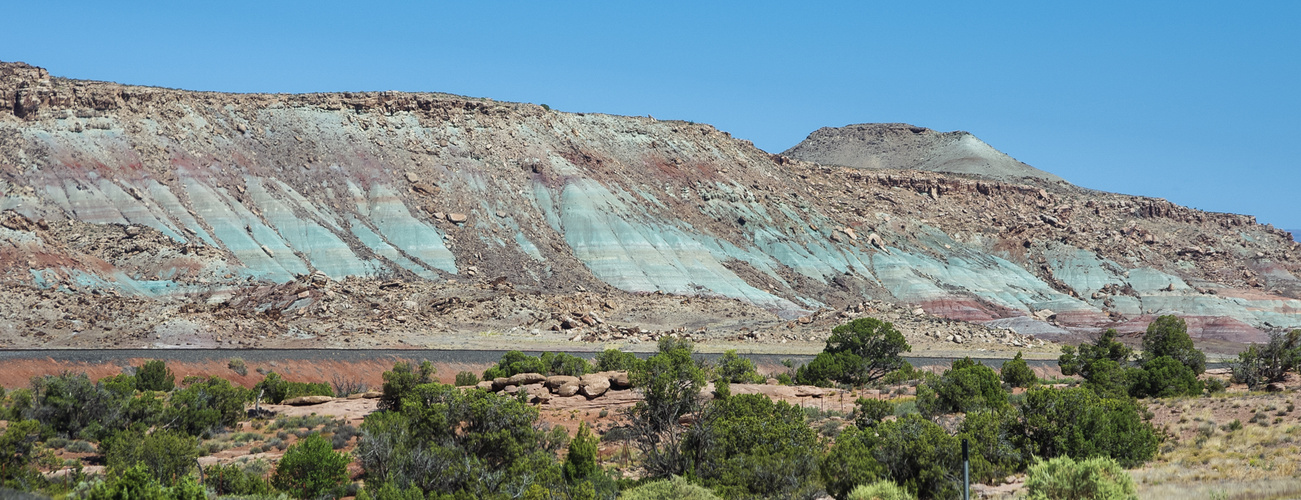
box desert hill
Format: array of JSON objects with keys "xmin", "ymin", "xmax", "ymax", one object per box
[
  {"xmin": 783, "ymin": 123, "xmax": 1066, "ymax": 184},
  {"xmin": 1, "ymin": 61, "xmax": 1298, "ymax": 352}
]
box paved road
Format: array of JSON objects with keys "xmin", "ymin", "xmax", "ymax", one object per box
[{"xmin": 0, "ymin": 348, "xmax": 1149, "ymax": 369}]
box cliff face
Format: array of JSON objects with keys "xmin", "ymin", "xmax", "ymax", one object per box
[{"xmin": 0, "ymin": 62, "xmax": 1298, "ymax": 350}]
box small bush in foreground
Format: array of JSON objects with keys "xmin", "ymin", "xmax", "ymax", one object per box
[
  {"xmin": 848, "ymin": 480, "xmax": 915, "ymax": 500},
  {"xmin": 272, "ymin": 434, "xmax": 350, "ymax": 499},
  {"xmin": 619, "ymin": 475, "xmax": 720, "ymax": 500},
  {"xmin": 136, "ymin": 359, "xmax": 175, "ymax": 392},
  {"xmin": 1025, "ymin": 455, "xmax": 1136, "ymax": 500}
]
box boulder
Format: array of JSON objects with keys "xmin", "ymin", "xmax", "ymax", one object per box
[
  {"xmin": 503, "ymin": 385, "xmax": 520, "ymax": 394},
  {"xmin": 580, "ymin": 374, "xmax": 610, "ymax": 398},
  {"xmin": 492, "ymin": 377, "xmax": 510, "ymax": 391},
  {"xmin": 360, "ymin": 390, "xmax": 382, "ymax": 399},
  {"xmin": 446, "ymin": 213, "xmax": 468, "ymax": 224},
  {"xmin": 794, "ymin": 386, "xmax": 825, "ymax": 398},
  {"xmin": 524, "ymin": 383, "xmax": 551, "ymax": 403},
  {"xmin": 282, "ymin": 395, "xmax": 333, "ymax": 406},
  {"xmin": 508, "ymin": 372, "xmax": 547, "ymax": 386},
  {"xmin": 476, "ymin": 381, "xmax": 495, "ymax": 392},
  {"xmin": 557, "ymin": 383, "xmax": 581, "ymax": 397},
  {"xmin": 609, "ymin": 371, "xmax": 632, "ymax": 388},
  {"xmin": 545, "ymin": 375, "xmax": 580, "ymax": 389}
]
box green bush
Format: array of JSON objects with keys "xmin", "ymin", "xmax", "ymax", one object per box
[
  {"xmin": 1001, "ymin": 352, "xmax": 1037, "ymax": 388},
  {"xmin": 1059, "ymin": 329, "xmax": 1132, "ymax": 379},
  {"xmin": 204, "ymin": 462, "xmax": 273, "ymax": 497},
  {"xmin": 619, "ymin": 475, "xmax": 721, "ymax": 500},
  {"xmin": 0, "ymin": 420, "xmax": 43, "ymax": 486},
  {"xmin": 1079, "ymin": 359, "xmax": 1140, "ymax": 399},
  {"xmin": 1025, "ymin": 455, "xmax": 1137, "ymax": 500},
  {"xmin": 627, "ymin": 337, "xmax": 708, "ymax": 478},
  {"xmin": 86, "ymin": 463, "xmax": 206, "ymax": 500},
  {"xmin": 957, "ymin": 410, "xmax": 1025, "ymax": 483},
  {"xmin": 378, "ymin": 361, "xmax": 435, "ymax": 412},
  {"xmin": 356, "ymin": 382, "xmax": 565, "ymax": 496},
  {"xmin": 228, "ymin": 358, "xmax": 249, "ymax": 377},
  {"xmin": 25, "ymin": 372, "xmax": 131, "ymax": 439},
  {"xmin": 821, "ymin": 426, "xmax": 886, "ymax": 500},
  {"xmin": 168, "ymin": 376, "xmax": 249, "ymax": 436},
  {"xmin": 1130, "ymin": 356, "xmax": 1203, "ymax": 398},
  {"xmin": 917, "ymin": 358, "xmax": 1009, "ymax": 417},
  {"xmin": 798, "ymin": 318, "xmax": 911, "ymax": 386},
  {"xmin": 853, "ymin": 398, "xmax": 894, "ymax": 428},
  {"xmin": 713, "ymin": 349, "xmax": 764, "ymax": 384},
  {"xmin": 482, "ymin": 351, "xmax": 594, "ymax": 380},
  {"xmin": 136, "ymin": 360, "xmax": 176, "ymax": 392},
  {"xmin": 1142, "ymin": 315, "xmax": 1206, "ymax": 375},
  {"xmin": 454, "ymin": 371, "xmax": 480, "ymax": 387},
  {"xmin": 104, "ymin": 429, "xmax": 199, "ymax": 486},
  {"xmin": 1231, "ymin": 330, "xmax": 1301, "ymax": 389},
  {"xmin": 680, "ymin": 394, "xmax": 822, "ymax": 499},
  {"xmin": 1019, "ymin": 387, "xmax": 1159, "ymax": 468},
  {"xmin": 541, "ymin": 352, "xmax": 593, "ymax": 377},
  {"xmin": 848, "ymin": 480, "xmax": 915, "ymax": 500},
  {"xmin": 564, "ymin": 423, "xmax": 601, "ymax": 483},
  {"xmin": 596, "ymin": 348, "xmax": 644, "ymax": 372},
  {"xmin": 253, "ymin": 372, "xmax": 332, "ymax": 405},
  {"xmin": 272, "ymin": 434, "xmax": 351, "ymax": 499}
]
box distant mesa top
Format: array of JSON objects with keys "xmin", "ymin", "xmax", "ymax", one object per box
[{"xmin": 782, "ymin": 123, "xmax": 1066, "ymax": 184}]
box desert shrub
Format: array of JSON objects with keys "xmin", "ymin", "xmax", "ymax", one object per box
[
  {"xmin": 25, "ymin": 372, "xmax": 130, "ymax": 439},
  {"xmin": 958, "ymin": 410, "xmax": 1025, "ymax": 483},
  {"xmin": 775, "ymin": 373, "xmax": 794, "ymax": 385},
  {"xmin": 541, "ymin": 352, "xmax": 593, "ymax": 377},
  {"xmin": 204, "ymin": 462, "xmax": 273, "ymax": 497},
  {"xmin": 482, "ymin": 350, "xmax": 547, "ymax": 380},
  {"xmin": 873, "ymin": 414, "xmax": 962, "ymax": 499},
  {"xmin": 168, "ymin": 376, "xmax": 249, "ymax": 436},
  {"xmin": 879, "ymin": 361, "xmax": 924, "ymax": 385},
  {"xmin": 86, "ymin": 463, "xmax": 206, "ymax": 500},
  {"xmin": 331, "ymin": 373, "xmax": 368, "ymax": 397},
  {"xmin": 1025, "ymin": 455, "xmax": 1136, "ymax": 500},
  {"xmin": 820, "ymin": 425, "xmax": 885, "ymax": 499},
  {"xmin": 454, "ymin": 371, "xmax": 479, "ymax": 387},
  {"xmin": 619, "ymin": 475, "xmax": 720, "ymax": 500},
  {"xmin": 1019, "ymin": 387, "xmax": 1159, "ymax": 468},
  {"xmin": 1079, "ymin": 359, "xmax": 1140, "ymax": 399},
  {"xmin": 228, "ymin": 358, "xmax": 249, "ymax": 376},
  {"xmin": 798, "ymin": 318, "xmax": 911, "ymax": 386},
  {"xmin": 272, "ymin": 434, "xmax": 351, "ymax": 499},
  {"xmin": 1142, "ymin": 315, "xmax": 1206, "ymax": 375},
  {"xmin": 1001, "ymin": 351, "xmax": 1037, "ymax": 388},
  {"xmin": 135, "ymin": 359, "xmax": 175, "ymax": 392},
  {"xmin": 595, "ymin": 348, "xmax": 644, "ymax": 372},
  {"xmin": 357, "ymin": 482, "xmax": 426, "ymax": 500},
  {"xmin": 562, "ymin": 423, "xmax": 615, "ymax": 497},
  {"xmin": 917, "ymin": 358, "xmax": 1009, "ymax": 417},
  {"xmin": 627, "ymin": 337, "xmax": 708, "ymax": 478},
  {"xmin": 46, "ymin": 436, "xmax": 69, "ymax": 449},
  {"xmin": 1231, "ymin": 330, "xmax": 1301, "ymax": 389},
  {"xmin": 1130, "ymin": 356, "xmax": 1203, "ymax": 398},
  {"xmin": 253, "ymin": 372, "xmax": 332, "ymax": 405},
  {"xmin": 378, "ymin": 361, "xmax": 435, "ymax": 412},
  {"xmin": 103, "ymin": 429, "xmax": 199, "ymax": 486},
  {"xmin": 680, "ymin": 394, "xmax": 822, "ymax": 499},
  {"xmin": 854, "ymin": 398, "xmax": 895, "ymax": 428},
  {"xmin": 0, "ymin": 420, "xmax": 43, "ymax": 486},
  {"xmin": 713, "ymin": 349, "xmax": 764, "ymax": 384},
  {"xmin": 67, "ymin": 440, "xmax": 96, "ymax": 453},
  {"xmin": 848, "ymin": 480, "xmax": 915, "ymax": 500},
  {"xmin": 1059, "ymin": 329, "xmax": 1132, "ymax": 379},
  {"xmin": 355, "ymin": 382, "xmax": 565, "ymax": 496},
  {"xmin": 331, "ymin": 423, "xmax": 360, "ymax": 450},
  {"xmin": 1204, "ymin": 378, "xmax": 1228, "ymax": 394}
]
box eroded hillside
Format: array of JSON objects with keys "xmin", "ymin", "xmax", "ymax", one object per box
[{"xmin": 0, "ymin": 61, "xmax": 1297, "ymax": 351}]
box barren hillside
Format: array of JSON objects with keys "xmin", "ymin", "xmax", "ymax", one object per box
[{"xmin": 1, "ymin": 61, "xmax": 1298, "ymax": 353}]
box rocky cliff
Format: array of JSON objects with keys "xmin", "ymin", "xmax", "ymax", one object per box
[{"xmin": 1, "ymin": 61, "xmax": 1298, "ymax": 351}]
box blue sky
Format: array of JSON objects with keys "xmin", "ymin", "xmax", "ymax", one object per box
[{"xmin": 8, "ymin": 1, "xmax": 1299, "ymax": 229}]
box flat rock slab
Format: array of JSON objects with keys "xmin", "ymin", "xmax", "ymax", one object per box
[{"xmin": 282, "ymin": 395, "xmax": 334, "ymax": 405}]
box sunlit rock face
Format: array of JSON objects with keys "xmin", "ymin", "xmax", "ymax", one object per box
[{"xmin": 1, "ymin": 61, "xmax": 1299, "ymax": 343}]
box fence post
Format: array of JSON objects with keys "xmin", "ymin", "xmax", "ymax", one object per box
[{"xmin": 962, "ymin": 438, "xmax": 970, "ymax": 500}]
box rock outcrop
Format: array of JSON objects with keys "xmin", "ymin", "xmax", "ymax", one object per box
[{"xmin": 0, "ymin": 62, "xmax": 1297, "ymax": 351}]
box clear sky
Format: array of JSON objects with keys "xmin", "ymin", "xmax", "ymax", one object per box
[{"xmin": 6, "ymin": 1, "xmax": 1298, "ymax": 230}]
